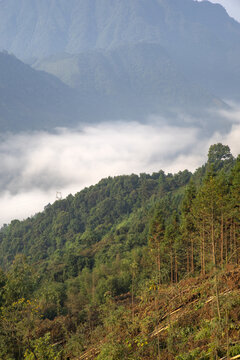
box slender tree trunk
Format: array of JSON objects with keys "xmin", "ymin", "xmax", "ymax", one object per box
[
  {"xmin": 203, "ymin": 223, "xmax": 206, "ymax": 275},
  {"xmin": 191, "ymin": 238, "xmax": 194, "ymax": 273},
  {"xmin": 88, "ymin": 308, "xmax": 93, "ymax": 343},
  {"xmin": 157, "ymin": 243, "xmax": 161, "ymax": 286},
  {"xmin": 226, "ymin": 310, "xmax": 230, "ymax": 360},
  {"xmin": 210, "ymin": 206, "xmax": 220, "ymax": 320},
  {"xmin": 211, "ymin": 208, "xmax": 216, "ymax": 267},
  {"xmin": 230, "ymin": 218, "xmax": 233, "ymax": 264},
  {"xmin": 131, "ymin": 274, "xmax": 134, "ymax": 321},
  {"xmin": 154, "ymin": 287, "xmax": 160, "ymax": 360},
  {"xmin": 92, "ymin": 272, "xmax": 95, "ymax": 302},
  {"xmin": 175, "ymin": 252, "xmax": 178, "ymax": 283},
  {"xmin": 215, "ymin": 273, "xmax": 221, "ymax": 321},
  {"xmin": 157, "ymin": 335, "xmax": 160, "ymax": 360},
  {"xmin": 225, "ymin": 224, "xmax": 228, "ymax": 266},
  {"xmin": 131, "ymin": 264, "xmax": 137, "ymax": 322},
  {"xmin": 233, "ymin": 221, "xmax": 238, "ymax": 265},
  {"xmin": 221, "ymin": 213, "xmax": 224, "ymax": 268},
  {"xmin": 170, "ymin": 251, "xmax": 173, "ymax": 284}
]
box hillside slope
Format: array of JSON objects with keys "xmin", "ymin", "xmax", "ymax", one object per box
[
  {"xmin": 0, "ymin": 52, "xmax": 81, "ymax": 132},
  {"xmin": 0, "ymin": 169, "xmax": 192, "ymax": 268},
  {"xmin": 0, "ymin": 144, "xmax": 239, "ymax": 359},
  {"xmin": 34, "ymin": 43, "xmax": 225, "ymax": 124}
]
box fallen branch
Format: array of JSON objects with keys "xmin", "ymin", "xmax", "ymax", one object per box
[{"xmin": 151, "ymin": 289, "xmax": 234, "ymax": 338}]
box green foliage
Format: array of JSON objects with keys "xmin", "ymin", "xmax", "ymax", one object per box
[
  {"xmin": 0, "ymin": 144, "xmax": 239, "ymax": 359},
  {"xmin": 0, "ymin": 297, "xmax": 41, "ymax": 359},
  {"xmin": 96, "ymin": 342, "xmax": 127, "ymax": 360},
  {"xmin": 24, "ymin": 333, "xmax": 61, "ymax": 360},
  {"xmin": 207, "ymin": 143, "xmax": 234, "ymax": 172},
  {"xmin": 4, "ymin": 255, "xmax": 36, "ymax": 305},
  {"xmin": 229, "ymin": 344, "xmax": 240, "ymax": 357},
  {"xmin": 176, "ymin": 348, "xmax": 206, "ymax": 360},
  {"xmin": 195, "ymin": 320, "xmax": 212, "ymax": 340}
]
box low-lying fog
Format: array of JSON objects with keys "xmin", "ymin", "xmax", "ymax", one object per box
[{"xmin": 0, "ymin": 110, "xmax": 240, "ymax": 226}]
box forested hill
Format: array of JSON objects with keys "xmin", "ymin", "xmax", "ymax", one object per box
[
  {"xmin": 0, "ymin": 144, "xmax": 239, "ymax": 359},
  {"xmin": 0, "ymin": 165, "xmax": 192, "ymax": 269}
]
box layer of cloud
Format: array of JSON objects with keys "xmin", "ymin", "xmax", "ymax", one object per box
[{"xmin": 0, "ymin": 117, "xmax": 240, "ymax": 227}]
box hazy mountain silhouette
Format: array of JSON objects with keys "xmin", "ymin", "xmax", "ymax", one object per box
[
  {"xmin": 0, "ymin": 52, "xmax": 80, "ymax": 132},
  {"xmin": 0, "ymin": 0, "xmax": 239, "ymax": 131},
  {"xmin": 34, "ymin": 43, "xmax": 225, "ymax": 126}
]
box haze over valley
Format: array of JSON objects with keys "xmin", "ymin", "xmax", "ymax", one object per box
[{"xmin": 0, "ymin": 0, "xmax": 240, "ymax": 222}]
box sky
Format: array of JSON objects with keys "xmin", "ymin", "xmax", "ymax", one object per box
[{"xmin": 204, "ymin": 0, "xmax": 240, "ymax": 22}]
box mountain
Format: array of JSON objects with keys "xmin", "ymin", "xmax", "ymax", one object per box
[
  {"xmin": 0, "ymin": 46, "xmax": 226, "ymax": 133},
  {"xmin": 0, "ymin": 52, "xmax": 80, "ymax": 132},
  {"xmin": 0, "ymin": 0, "xmax": 238, "ymax": 60},
  {"xmin": 33, "ymin": 43, "xmax": 225, "ymax": 126},
  {"xmin": 0, "ymin": 0, "xmax": 240, "ymax": 101},
  {"xmin": 0, "ymin": 0, "xmax": 239, "ymax": 131}
]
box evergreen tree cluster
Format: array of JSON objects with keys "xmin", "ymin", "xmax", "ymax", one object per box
[{"xmin": 0, "ymin": 144, "xmax": 239, "ymax": 359}]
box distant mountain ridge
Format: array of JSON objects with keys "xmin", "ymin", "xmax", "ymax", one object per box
[
  {"xmin": 33, "ymin": 43, "xmax": 225, "ymax": 127},
  {"xmin": 7, "ymin": 0, "xmax": 238, "ymax": 101},
  {"xmin": 0, "ymin": 0, "xmax": 239, "ymax": 131},
  {"xmin": 0, "ymin": 0, "xmax": 238, "ymax": 60},
  {"xmin": 0, "ymin": 52, "xmax": 81, "ymax": 132},
  {"xmin": 0, "ymin": 45, "xmax": 227, "ymax": 133}
]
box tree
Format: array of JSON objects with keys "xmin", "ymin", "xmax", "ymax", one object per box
[
  {"xmin": 165, "ymin": 212, "xmax": 180, "ymax": 283},
  {"xmin": 0, "ymin": 268, "xmax": 6, "ymax": 307},
  {"xmin": 229, "ymin": 156, "xmax": 240, "ymax": 264},
  {"xmin": 181, "ymin": 180, "xmax": 197, "ymax": 274},
  {"xmin": 193, "ymin": 171, "xmax": 221, "ymax": 269},
  {"xmin": 148, "ymin": 209, "xmax": 165, "ymax": 286},
  {"xmin": 4, "ymin": 255, "xmax": 36, "ymax": 305},
  {"xmin": 24, "ymin": 333, "xmax": 61, "ymax": 360},
  {"xmin": 207, "ymin": 143, "xmax": 234, "ymax": 172}
]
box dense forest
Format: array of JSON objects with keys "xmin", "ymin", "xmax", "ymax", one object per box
[{"xmin": 0, "ymin": 143, "xmax": 239, "ymax": 359}]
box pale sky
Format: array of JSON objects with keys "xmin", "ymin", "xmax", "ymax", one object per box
[{"xmin": 204, "ymin": 0, "xmax": 240, "ymax": 22}]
